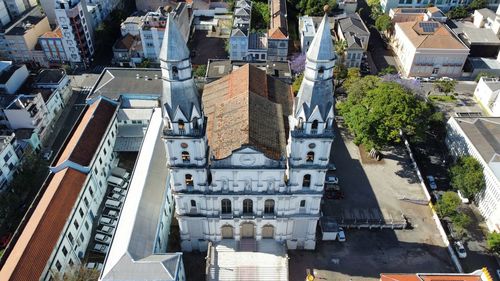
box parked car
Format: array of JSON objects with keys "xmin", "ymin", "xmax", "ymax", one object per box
[
  {"xmin": 427, "ymin": 176, "xmax": 437, "ymax": 190},
  {"xmin": 457, "ymin": 190, "xmax": 470, "ymax": 204},
  {"xmin": 95, "ymin": 233, "xmax": 111, "ymax": 244},
  {"xmin": 325, "ymin": 176, "xmax": 339, "ymax": 185},
  {"xmin": 92, "ymin": 243, "xmax": 109, "ymax": 254},
  {"xmin": 111, "ymin": 167, "xmax": 130, "ymax": 180},
  {"xmin": 102, "ymin": 209, "xmax": 119, "ymax": 219},
  {"xmin": 97, "ymin": 225, "xmax": 114, "ymax": 235},
  {"xmin": 86, "ymin": 262, "xmax": 103, "ymax": 270},
  {"xmin": 454, "ymin": 241, "xmax": 467, "ymax": 258},
  {"xmin": 428, "ymin": 76, "xmax": 436, "ymax": 81},
  {"xmin": 113, "ymin": 187, "xmax": 126, "ymax": 195},
  {"xmin": 337, "ymin": 228, "xmax": 346, "ymax": 242},
  {"xmin": 107, "ymin": 175, "xmax": 126, "ymax": 187},
  {"xmin": 107, "ymin": 192, "xmax": 124, "ymax": 202},
  {"xmin": 439, "ymin": 77, "xmax": 453, "ymax": 81},
  {"xmin": 105, "ymin": 199, "xmax": 122, "ymax": 210},
  {"xmin": 99, "ymin": 217, "xmax": 117, "ymax": 227},
  {"xmin": 42, "ymin": 150, "xmax": 53, "ymax": 161}
]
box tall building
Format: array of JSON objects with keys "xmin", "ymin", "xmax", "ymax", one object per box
[
  {"xmin": 162, "ymin": 11, "xmax": 335, "ymax": 253},
  {"xmin": 3, "ymin": 0, "xmax": 26, "ymax": 18},
  {"xmin": 54, "ymin": 0, "xmax": 95, "ymax": 67},
  {"xmin": 0, "ymin": 1, "xmax": 11, "ymax": 26}
]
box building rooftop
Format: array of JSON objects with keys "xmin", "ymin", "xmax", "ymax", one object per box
[
  {"xmin": 0, "ymin": 167, "xmax": 88, "ymax": 281},
  {"xmin": 452, "ymin": 117, "xmax": 500, "ymax": 178},
  {"xmin": 32, "ymin": 88, "xmax": 55, "ymax": 102},
  {"xmin": 89, "ymin": 68, "xmax": 162, "ymax": 101},
  {"xmin": 206, "ymin": 59, "xmax": 292, "ymax": 82},
  {"xmin": 5, "ymin": 7, "xmax": 45, "ymax": 36},
  {"xmin": 113, "ymin": 34, "xmax": 138, "ymax": 50},
  {"xmin": 475, "ymin": 8, "xmax": 497, "ymax": 20},
  {"xmin": 480, "ymin": 77, "xmax": 500, "ymax": 91},
  {"xmin": 449, "ymin": 20, "xmax": 500, "ymax": 45},
  {"xmin": 54, "ymin": 98, "xmax": 117, "ymax": 167},
  {"xmin": 40, "ymin": 27, "xmax": 62, "ymax": 39},
  {"xmin": 34, "ymin": 69, "xmax": 66, "ymax": 85},
  {"xmin": 380, "ymin": 269, "xmax": 487, "ymax": 281},
  {"xmin": 202, "ymin": 64, "xmax": 292, "ymax": 160},
  {"xmin": 338, "ymin": 13, "xmax": 370, "ymax": 36},
  {"xmin": 101, "ymin": 108, "xmax": 182, "ymax": 281},
  {"xmin": 269, "ymin": 0, "xmax": 288, "ymax": 38},
  {"xmin": 0, "ymin": 64, "xmax": 24, "ymax": 84},
  {"xmin": 248, "ymin": 32, "xmax": 267, "ymax": 50},
  {"xmin": 0, "ymin": 133, "xmax": 15, "ymax": 151},
  {"xmin": 396, "ymin": 21, "xmax": 468, "ymax": 49}
]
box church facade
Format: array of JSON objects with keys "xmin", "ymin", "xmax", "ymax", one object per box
[{"xmin": 160, "ymin": 13, "xmax": 336, "ymax": 251}]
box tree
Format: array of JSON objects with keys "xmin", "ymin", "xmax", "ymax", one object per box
[
  {"xmin": 475, "ymin": 71, "xmax": 496, "ymax": 82},
  {"xmin": 446, "ymin": 6, "xmax": 469, "ymax": 19},
  {"xmin": 434, "ymin": 80, "xmax": 457, "ymax": 95},
  {"xmin": 335, "ymin": 39, "xmax": 348, "ymax": 65},
  {"xmin": 375, "ymin": 14, "xmax": 392, "ymax": 32},
  {"xmin": 451, "ymin": 212, "xmax": 472, "ymax": 236},
  {"xmin": 436, "ymin": 191, "xmax": 461, "ymax": 217},
  {"xmin": 290, "ymin": 53, "xmax": 306, "ymax": 74},
  {"xmin": 450, "ymin": 156, "xmax": 485, "ymax": 199},
  {"xmin": 298, "ymin": 0, "xmax": 337, "ymax": 16},
  {"xmin": 338, "ymin": 79, "xmax": 430, "ymax": 149},
  {"xmin": 379, "ymin": 66, "xmax": 397, "ymax": 75},
  {"xmin": 251, "ymin": 1, "xmax": 269, "ymax": 31},
  {"xmin": 194, "ymin": 65, "xmax": 207, "ymax": 78},
  {"xmin": 138, "ymin": 59, "xmax": 151, "ymax": 68},
  {"xmin": 53, "ymin": 265, "xmax": 100, "ymax": 281},
  {"xmin": 333, "ymin": 64, "xmax": 347, "ymax": 82},
  {"xmin": 468, "ymin": 0, "xmax": 487, "ymax": 10},
  {"xmin": 292, "ymin": 73, "xmax": 304, "ymax": 95},
  {"xmin": 343, "ymin": 67, "xmax": 360, "ymax": 89},
  {"xmin": 487, "ymin": 232, "xmax": 500, "ymax": 254}
]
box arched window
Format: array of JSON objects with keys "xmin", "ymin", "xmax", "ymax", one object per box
[
  {"xmin": 221, "ymin": 199, "xmax": 231, "ymax": 214},
  {"xmin": 264, "ymin": 199, "xmax": 275, "ymax": 214},
  {"xmin": 172, "ymin": 66, "xmax": 179, "ymax": 79},
  {"xmin": 302, "ymin": 174, "xmax": 311, "ymax": 187},
  {"xmin": 311, "ymin": 120, "xmax": 319, "ymax": 130},
  {"xmin": 190, "ymin": 200, "xmax": 196, "ymax": 207},
  {"xmin": 192, "ymin": 117, "xmax": 199, "ymax": 130},
  {"xmin": 243, "ymin": 199, "xmax": 253, "ymax": 214},
  {"xmin": 185, "ymin": 174, "xmax": 193, "ymax": 187},
  {"xmin": 318, "ymin": 67, "xmax": 325, "ymax": 78},
  {"xmin": 181, "ymin": 151, "xmax": 190, "ymax": 162},
  {"xmin": 306, "ymin": 151, "xmax": 314, "ymax": 162},
  {"xmin": 178, "ymin": 120, "xmax": 185, "ymax": 130},
  {"xmin": 300, "ymin": 200, "xmax": 306, "ymax": 208}
]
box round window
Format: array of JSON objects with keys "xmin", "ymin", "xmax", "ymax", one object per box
[
  {"xmin": 308, "ymin": 143, "xmax": 316, "ymax": 149},
  {"xmin": 181, "ymin": 143, "xmax": 188, "ymax": 148}
]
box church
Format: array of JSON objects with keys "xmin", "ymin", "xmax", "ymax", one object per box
[{"xmin": 161, "ymin": 9, "xmax": 336, "ymax": 252}]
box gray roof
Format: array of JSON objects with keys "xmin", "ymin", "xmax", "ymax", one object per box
[
  {"xmin": 231, "ymin": 28, "xmax": 247, "ymax": 37},
  {"xmin": 338, "ymin": 14, "xmax": 370, "ymax": 36},
  {"xmin": 307, "ymin": 14, "xmax": 336, "ymax": 62},
  {"xmin": 450, "ymin": 20, "xmax": 500, "ymax": 45},
  {"xmin": 159, "ymin": 16, "xmax": 190, "ymax": 62},
  {"xmin": 476, "ymin": 8, "xmax": 496, "ymax": 20},
  {"xmin": 345, "ymin": 32, "xmax": 364, "ymax": 49},
  {"xmin": 162, "ymin": 78, "xmax": 201, "ymax": 120},
  {"xmin": 89, "ymin": 68, "xmax": 162, "ymax": 101},
  {"xmin": 206, "ymin": 59, "xmax": 292, "ymax": 82},
  {"xmin": 34, "ymin": 69, "xmax": 66, "ymax": 85}
]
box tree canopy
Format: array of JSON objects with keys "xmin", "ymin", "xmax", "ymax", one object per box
[
  {"xmin": 375, "ymin": 14, "xmax": 392, "ymax": 32},
  {"xmin": 487, "ymin": 232, "xmax": 500, "ymax": 254},
  {"xmin": 450, "ymin": 156, "xmax": 485, "ymax": 199},
  {"xmin": 436, "ymin": 191, "xmax": 461, "ymax": 217},
  {"xmin": 446, "ymin": 6, "xmax": 469, "ymax": 19},
  {"xmin": 468, "ymin": 0, "xmax": 487, "ymax": 10},
  {"xmin": 194, "ymin": 65, "xmax": 207, "ymax": 78},
  {"xmin": 296, "ymin": 0, "xmax": 337, "ymax": 16},
  {"xmin": 338, "ymin": 76, "xmax": 430, "ymax": 149},
  {"xmin": 434, "ymin": 80, "xmax": 457, "ymax": 95},
  {"xmin": 251, "ymin": 1, "xmax": 270, "ymax": 31},
  {"xmin": 292, "ymin": 73, "xmax": 304, "ymax": 95}
]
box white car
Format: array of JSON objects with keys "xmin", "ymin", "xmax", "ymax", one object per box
[
  {"xmin": 427, "ymin": 176, "xmax": 437, "ymax": 190},
  {"xmin": 102, "ymin": 209, "xmax": 119, "ymax": 219},
  {"xmin": 92, "ymin": 243, "xmax": 109, "ymax": 254},
  {"xmin": 439, "ymin": 77, "xmax": 453, "ymax": 81},
  {"xmin": 99, "ymin": 217, "xmax": 117, "ymax": 227},
  {"xmin": 95, "ymin": 233, "xmax": 111, "ymax": 244},
  {"xmin": 86, "ymin": 262, "xmax": 103, "ymax": 270},
  {"xmin": 107, "ymin": 192, "xmax": 124, "ymax": 202},
  {"xmin": 325, "ymin": 176, "xmax": 339, "ymax": 185},
  {"xmin": 337, "ymin": 228, "xmax": 346, "ymax": 242},
  {"xmin": 97, "ymin": 225, "xmax": 114, "ymax": 235},
  {"xmin": 454, "ymin": 241, "xmax": 467, "ymax": 259}
]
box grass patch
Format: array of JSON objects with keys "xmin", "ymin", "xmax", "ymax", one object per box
[{"xmin": 429, "ymin": 95, "xmax": 456, "ymax": 102}]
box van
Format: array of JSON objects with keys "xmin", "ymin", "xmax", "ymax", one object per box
[
  {"xmin": 107, "ymin": 175, "xmax": 125, "ymax": 187},
  {"xmin": 105, "ymin": 199, "xmax": 122, "ymax": 210}
]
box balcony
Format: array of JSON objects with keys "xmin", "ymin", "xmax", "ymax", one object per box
[
  {"xmin": 291, "ymin": 128, "xmax": 335, "ymax": 138},
  {"xmin": 163, "ymin": 127, "xmax": 203, "ymax": 137}
]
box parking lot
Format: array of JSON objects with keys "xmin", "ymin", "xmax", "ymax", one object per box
[{"xmin": 289, "ymin": 125, "xmax": 455, "ymax": 280}]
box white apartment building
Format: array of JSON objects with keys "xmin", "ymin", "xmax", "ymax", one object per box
[
  {"xmin": 3, "ymin": 93, "xmax": 50, "ymax": 141},
  {"xmin": 300, "ymin": 16, "xmax": 316, "ymax": 54},
  {"xmin": 474, "ymin": 77, "xmax": 500, "ymax": 116},
  {"xmin": 55, "ymin": 0, "xmax": 95, "ymax": 66},
  {"xmin": 0, "ymin": 98, "xmax": 119, "ymax": 280},
  {"xmin": 34, "ymin": 68, "xmax": 72, "ymax": 104},
  {"xmin": 162, "ymin": 12, "xmax": 336, "ymax": 253},
  {"xmin": 0, "ymin": 133, "xmax": 20, "ymax": 191},
  {"xmin": 0, "ymin": 62, "xmax": 29, "ymax": 94},
  {"xmin": 446, "ymin": 117, "xmax": 500, "ymax": 232},
  {"xmin": 380, "ymin": 0, "xmax": 472, "ymax": 13},
  {"xmin": 393, "ymin": 21, "xmax": 469, "ymax": 78}
]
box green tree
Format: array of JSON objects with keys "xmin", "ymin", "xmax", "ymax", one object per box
[
  {"xmin": 487, "ymin": 232, "xmax": 500, "ymax": 254},
  {"xmin": 194, "ymin": 65, "xmax": 207, "ymax": 78},
  {"xmin": 251, "ymin": 1, "xmax": 270, "ymax": 31},
  {"xmin": 333, "ymin": 64, "xmax": 348, "ymax": 81},
  {"xmin": 53, "ymin": 265, "xmax": 100, "ymax": 281},
  {"xmin": 335, "ymin": 39, "xmax": 348, "ymax": 65},
  {"xmin": 451, "ymin": 212, "xmax": 472, "ymax": 236},
  {"xmin": 446, "ymin": 6, "xmax": 469, "ymax": 19},
  {"xmin": 475, "ymin": 71, "xmax": 496, "ymax": 82},
  {"xmin": 436, "ymin": 191, "xmax": 461, "ymax": 217},
  {"xmin": 379, "ymin": 66, "xmax": 397, "ymax": 75},
  {"xmin": 138, "ymin": 59, "xmax": 151, "ymax": 68},
  {"xmin": 292, "ymin": 73, "xmax": 304, "ymax": 95},
  {"xmin": 450, "ymin": 156, "xmax": 485, "ymax": 199},
  {"xmin": 434, "ymin": 80, "xmax": 457, "ymax": 95},
  {"xmin": 375, "ymin": 14, "xmax": 392, "ymax": 32},
  {"xmin": 299, "ymin": 0, "xmax": 337, "ymax": 16},
  {"xmin": 468, "ymin": 0, "xmax": 487, "ymax": 10},
  {"xmin": 338, "ymin": 80, "xmax": 430, "ymax": 149},
  {"xmin": 343, "ymin": 67, "xmax": 360, "ymax": 89},
  {"xmin": 344, "ymin": 75, "xmax": 381, "ymax": 103}
]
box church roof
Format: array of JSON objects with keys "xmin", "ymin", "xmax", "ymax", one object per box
[
  {"xmin": 307, "ymin": 14, "xmax": 335, "ymax": 62},
  {"xmin": 159, "ymin": 15, "xmax": 190, "ymax": 62},
  {"xmin": 202, "ymin": 64, "xmax": 293, "ymax": 160}
]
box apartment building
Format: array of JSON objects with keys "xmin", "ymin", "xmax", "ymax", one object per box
[
  {"xmin": 0, "ymin": 7, "xmax": 51, "ymax": 67},
  {"xmin": 0, "ymin": 98, "xmax": 119, "ymax": 281},
  {"xmin": 54, "ymin": 0, "xmax": 95, "ymax": 66},
  {"xmin": 393, "ymin": 21, "xmax": 469, "ymax": 78},
  {"xmin": 0, "ymin": 132, "xmax": 20, "ymax": 191},
  {"xmin": 39, "ymin": 27, "xmax": 68, "ymax": 66},
  {"xmin": 0, "ymin": 62, "xmax": 28, "ymax": 94},
  {"xmin": 3, "ymin": 0, "xmax": 26, "ymax": 18},
  {"xmin": 446, "ymin": 117, "xmax": 500, "ymax": 233},
  {"xmin": 389, "ymin": 7, "xmax": 448, "ymax": 23},
  {"xmin": 380, "ymin": 0, "xmax": 472, "ymax": 13},
  {"xmin": 474, "ymin": 77, "xmax": 500, "ymax": 116},
  {"xmin": 34, "ymin": 68, "xmax": 72, "ymax": 104}
]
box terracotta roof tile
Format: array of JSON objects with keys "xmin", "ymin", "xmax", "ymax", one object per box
[
  {"xmin": 55, "ymin": 99, "xmax": 117, "ymax": 167},
  {"xmin": 381, "ymin": 273, "xmax": 483, "ymax": 281},
  {"xmin": 40, "ymin": 27, "xmax": 62, "ymax": 39},
  {"xmin": 269, "ymin": 0, "xmax": 288, "ymax": 38},
  {"xmin": 396, "ymin": 21, "xmax": 468, "ymax": 50},
  {"xmin": 0, "ymin": 168, "xmax": 87, "ymax": 281},
  {"xmin": 202, "ymin": 64, "xmax": 293, "ymax": 160}
]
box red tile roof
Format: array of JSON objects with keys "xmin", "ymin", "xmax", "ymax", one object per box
[
  {"xmin": 380, "ymin": 273, "xmax": 483, "ymax": 281},
  {"xmin": 55, "ymin": 99, "xmax": 117, "ymax": 167},
  {"xmin": 0, "ymin": 168, "xmax": 88, "ymax": 281}
]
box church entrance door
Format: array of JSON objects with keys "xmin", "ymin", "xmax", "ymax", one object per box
[
  {"xmin": 262, "ymin": 225, "xmax": 274, "ymax": 238},
  {"xmin": 240, "ymin": 223, "xmax": 255, "ymax": 238},
  {"xmin": 221, "ymin": 225, "xmax": 233, "ymax": 239}
]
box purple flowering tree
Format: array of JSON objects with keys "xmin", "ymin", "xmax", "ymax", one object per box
[
  {"xmin": 290, "ymin": 53, "xmax": 306, "ymax": 74},
  {"xmin": 381, "ymin": 74, "xmax": 422, "ymax": 94}
]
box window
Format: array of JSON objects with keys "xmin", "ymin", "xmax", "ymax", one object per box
[
  {"xmin": 68, "ymin": 232, "xmax": 74, "ymax": 244},
  {"xmin": 311, "ymin": 120, "xmax": 319, "ymax": 130},
  {"xmin": 103, "ymin": 148, "xmax": 107, "ymax": 155},
  {"xmin": 99, "ymin": 158, "xmax": 102, "ymax": 165},
  {"xmin": 190, "ymin": 200, "xmax": 196, "ymax": 207},
  {"xmin": 192, "ymin": 117, "xmax": 199, "ymax": 130},
  {"xmin": 69, "ymin": 259, "xmax": 74, "ymax": 267},
  {"xmin": 73, "ymin": 220, "xmax": 79, "ymax": 229},
  {"xmin": 300, "ymin": 200, "xmax": 306, "ymax": 207},
  {"xmin": 306, "ymin": 151, "xmax": 314, "ymax": 162},
  {"xmin": 89, "ymin": 187, "xmax": 93, "ymax": 197},
  {"xmin": 185, "ymin": 174, "xmax": 193, "ymax": 187},
  {"xmin": 264, "ymin": 200, "xmax": 275, "ymax": 214},
  {"xmin": 79, "ymin": 233, "xmax": 84, "ymax": 243},
  {"xmin": 432, "ymin": 68, "xmax": 439, "ymax": 75},
  {"xmin": 181, "ymin": 151, "xmax": 190, "ymax": 162},
  {"xmin": 243, "ymin": 199, "xmax": 253, "ymax": 214},
  {"xmin": 221, "ymin": 199, "xmax": 232, "ymax": 214},
  {"xmin": 84, "ymin": 221, "xmax": 89, "ymax": 230},
  {"xmin": 303, "ymin": 174, "xmax": 311, "ymax": 187},
  {"xmin": 318, "ymin": 67, "xmax": 325, "ymax": 78},
  {"xmin": 298, "ymin": 118, "xmax": 304, "ymax": 129},
  {"xmin": 172, "ymin": 66, "xmax": 179, "ymax": 79},
  {"xmin": 178, "ymin": 120, "xmax": 185, "ymax": 130},
  {"xmin": 84, "ymin": 197, "xmax": 89, "ymax": 208},
  {"xmin": 79, "ymin": 208, "xmax": 84, "ymax": 217},
  {"xmin": 56, "ymin": 261, "xmax": 62, "ymax": 271},
  {"xmin": 62, "ymin": 246, "xmax": 68, "ymax": 256}
]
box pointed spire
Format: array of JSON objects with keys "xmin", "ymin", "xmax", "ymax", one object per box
[
  {"xmin": 159, "ymin": 15, "xmax": 190, "ymax": 62},
  {"xmin": 306, "ymin": 12, "xmax": 335, "ymax": 62}
]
